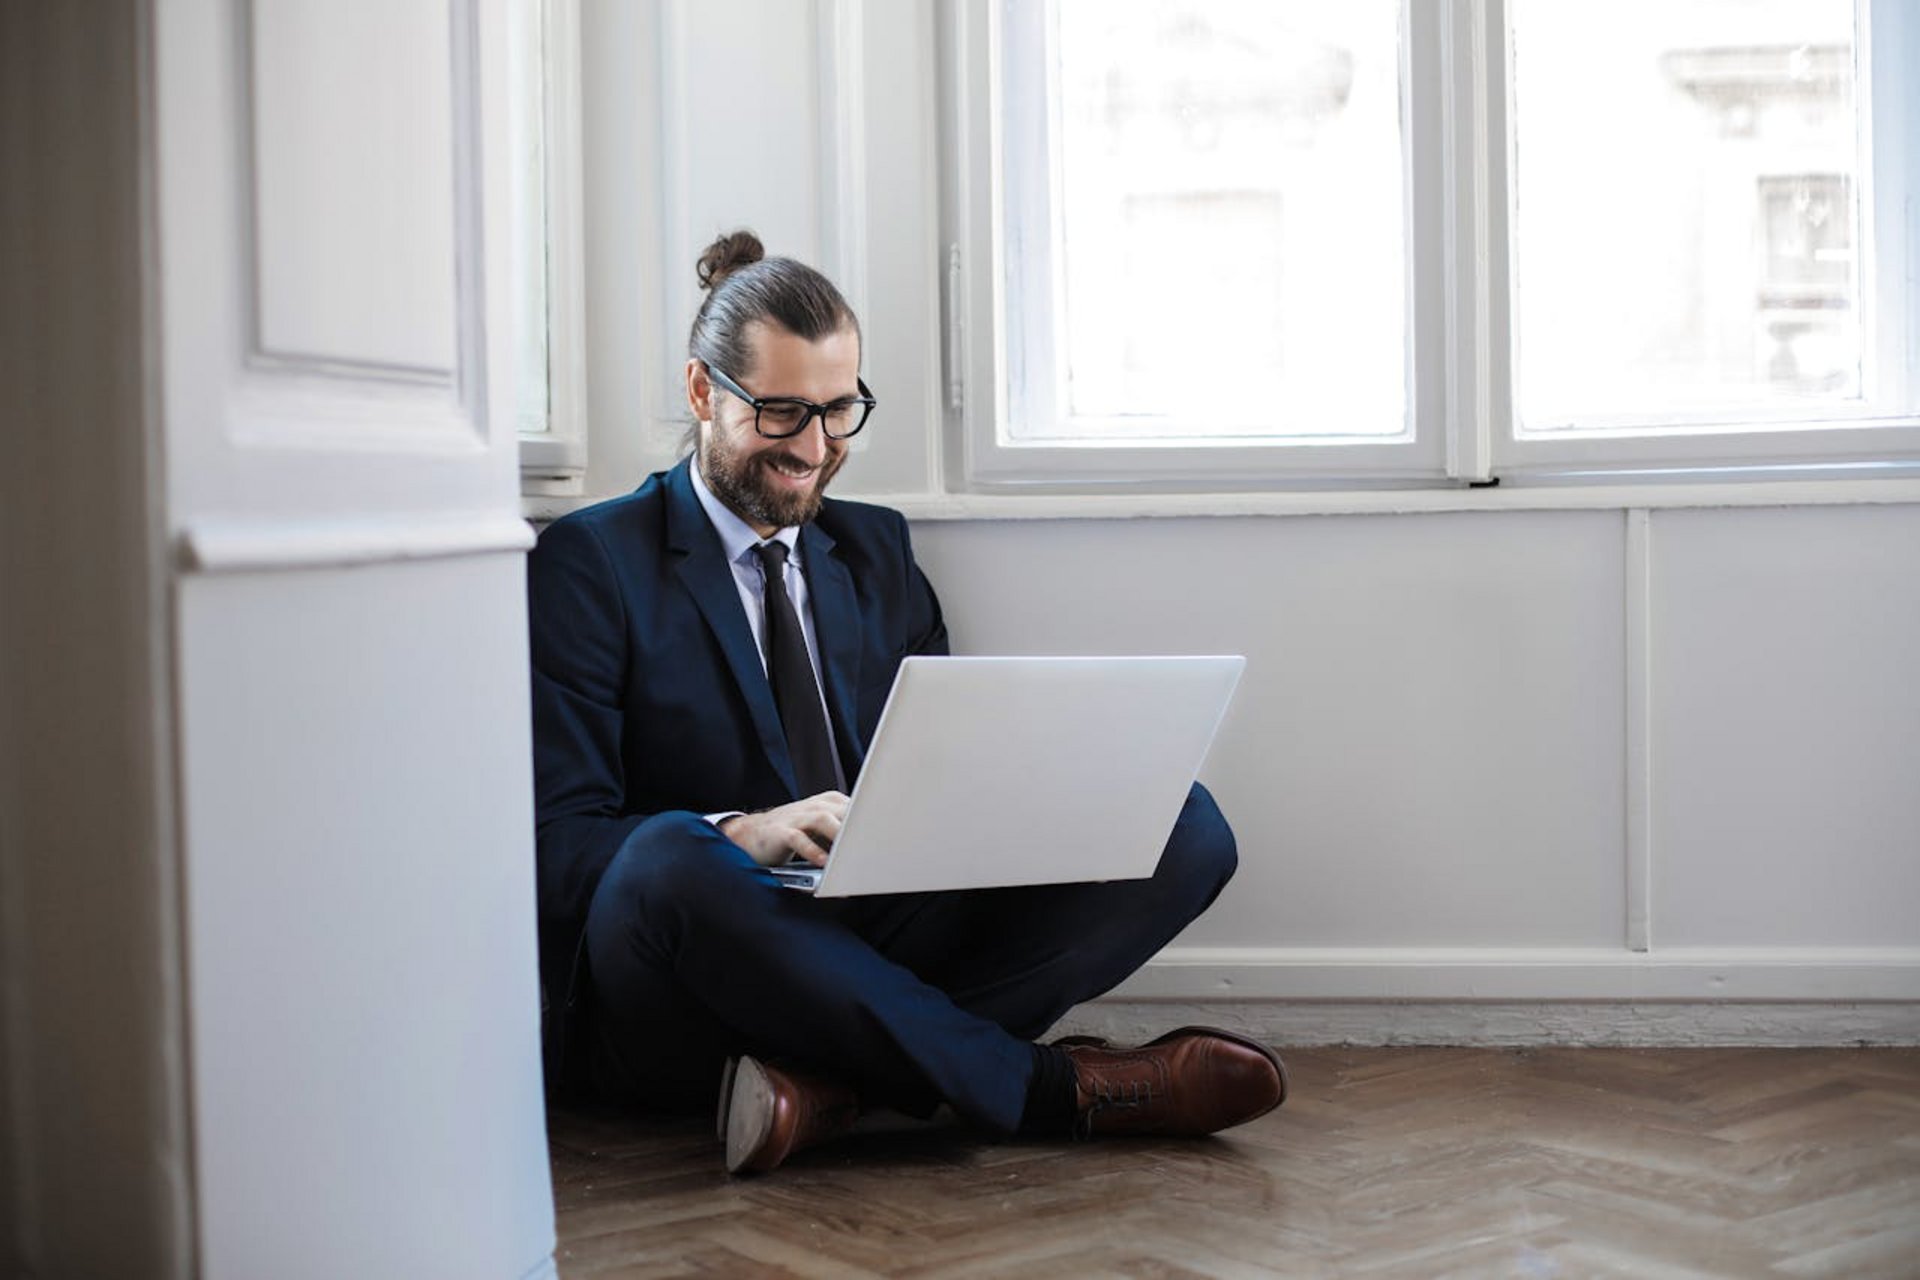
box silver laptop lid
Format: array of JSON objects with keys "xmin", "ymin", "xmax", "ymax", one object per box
[{"xmin": 810, "ymin": 655, "xmax": 1244, "ymax": 898}]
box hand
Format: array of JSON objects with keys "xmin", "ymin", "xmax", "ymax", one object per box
[{"xmin": 718, "ymin": 791, "xmax": 850, "ymax": 868}]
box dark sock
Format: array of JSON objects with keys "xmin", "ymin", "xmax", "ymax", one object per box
[{"xmin": 1017, "ymin": 1043, "xmax": 1080, "ymax": 1135}]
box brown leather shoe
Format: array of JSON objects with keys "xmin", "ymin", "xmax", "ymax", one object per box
[
  {"xmin": 720, "ymin": 1057, "xmax": 861, "ymax": 1174},
  {"xmin": 1063, "ymin": 1026, "xmax": 1287, "ymax": 1138}
]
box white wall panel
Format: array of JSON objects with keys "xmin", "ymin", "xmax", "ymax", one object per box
[
  {"xmin": 574, "ymin": 0, "xmax": 938, "ymax": 497},
  {"xmin": 159, "ymin": 0, "xmax": 509, "ymax": 526},
  {"xmin": 1652, "ymin": 504, "xmax": 1920, "ymax": 948},
  {"xmin": 179, "ymin": 558, "xmax": 551, "ymax": 1280},
  {"xmin": 835, "ymin": 0, "xmax": 942, "ymax": 496},
  {"xmin": 1, "ymin": 4, "xmax": 193, "ymax": 1270},
  {"xmin": 250, "ymin": 0, "xmax": 459, "ymax": 373},
  {"xmin": 910, "ymin": 510, "xmax": 1630, "ymax": 950},
  {"xmin": 664, "ymin": 0, "xmax": 823, "ymax": 258},
  {"xmin": 579, "ymin": 0, "xmax": 665, "ymax": 492},
  {"xmin": 594, "ymin": 0, "xmax": 919, "ymax": 485},
  {"xmin": 655, "ymin": 0, "xmax": 823, "ymax": 420},
  {"xmin": 154, "ymin": 0, "xmax": 556, "ymax": 1272}
]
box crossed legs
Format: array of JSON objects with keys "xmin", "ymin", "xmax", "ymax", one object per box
[{"xmin": 580, "ymin": 782, "xmax": 1239, "ymax": 1133}]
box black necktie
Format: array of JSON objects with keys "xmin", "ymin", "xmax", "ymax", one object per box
[{"xmin": 752, "ymin": 541, "xmax": 839, "ymax": 796}]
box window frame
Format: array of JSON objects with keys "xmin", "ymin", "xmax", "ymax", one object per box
[
  {"xmin": 514, "ymin": 0, "xmax": 590, "ymax": 497},
  {"xmin": 939, "ymin": 0, "xmax": 1920, "ymax": 493},
  {"xmin": 945, "ymin": 0, "xmax": 1455, "ymax": 489}
]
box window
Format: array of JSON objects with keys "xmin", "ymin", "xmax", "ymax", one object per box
[
  {"xmin": 1502, "ymin": 0, "xmax": 1920, "ymax": 477},
  {"xmin": 1008, "ymin": 2, "xmax": 1406, "ymax": 443},
  {"xmin": 942, "ymin": 0, "xmax": 1920, "ymax": 489},
  {"xmin": 511, "ymin": 0, "xmax": 588, "ymax": 496}
]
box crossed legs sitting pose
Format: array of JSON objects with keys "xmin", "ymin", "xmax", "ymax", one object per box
[{"xmin": 527, "ymin": 230, "xmax": 1285, "ymax": 1173}]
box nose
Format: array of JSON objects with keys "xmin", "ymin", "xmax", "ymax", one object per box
[{"xmin": 787, "ymin": 414, "xmax": 831, "ymax": 464}]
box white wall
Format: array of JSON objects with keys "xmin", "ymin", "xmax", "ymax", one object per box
[
  {"xmin": 176, "ymin": 561, "xmax": 551, "ymax": 1279},
  {"xmin": 156, "ymin": 0, "xmax": 557, "ymax": 1272},
  {"xmin": 2, "ymin": 5, "xmax": 193, "ymax": 1273},
  {"xmin": 911, "ymin": 504, "xmax": 1920, "ymax": 1009},
  {"xmin": 4, "ymin": 1, "xmax": 558, "ymax": 1275},
  {"xmin": 566, "ymin": 1, "xmax": 1920, "ymax": 1032}
]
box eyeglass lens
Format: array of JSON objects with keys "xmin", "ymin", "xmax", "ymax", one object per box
[{"xmin": 756, "ymin": 398, "xmax": 870, "ymax": 439}]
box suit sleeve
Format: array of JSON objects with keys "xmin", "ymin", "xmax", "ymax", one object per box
[
  {"xmin": 898, "ymin": 512, "xmax": 950, "ymax": 658},
  {"xmin": 526, "ymin": 515, "xmax": 647, "ymax": 939}
]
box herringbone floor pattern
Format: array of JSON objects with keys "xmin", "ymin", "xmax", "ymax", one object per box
[{"xmin": 548, "ymin": 1047, "xmax": 1920, "ymax": 1278}]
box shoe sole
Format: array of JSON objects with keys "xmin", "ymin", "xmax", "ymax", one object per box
[
  {"xmin": 716, "ymin": 1057, "xmax": 740, "ymax": 1142},
  {"xmin": 723, "ymin": 1056, "xmax": 779, "ymax": 1174}
]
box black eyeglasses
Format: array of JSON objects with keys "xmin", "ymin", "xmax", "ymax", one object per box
[{"xmin": 704, "ymin": 363, "xmax": 876, "ymax": 440}]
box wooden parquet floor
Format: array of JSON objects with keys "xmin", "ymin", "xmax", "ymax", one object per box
[{"xmin": 548, "ymin": 1047, "xmax": 1920, "ymax": 1279}]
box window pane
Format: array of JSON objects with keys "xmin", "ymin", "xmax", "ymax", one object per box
[
  {"xmin": 1018, "ymin": 0, "xmax": 1405, "ymax": 441},
  {"xmin": 1511, "ymin": 0, "xmax": 1864, "ymax": 429}
]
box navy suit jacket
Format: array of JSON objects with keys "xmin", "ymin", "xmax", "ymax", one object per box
[{"xmin": 526, "ymin": 458, "xmax": 949, "ymax": 1070}]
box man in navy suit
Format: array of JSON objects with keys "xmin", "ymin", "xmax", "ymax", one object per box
[{"xmin": 528, "ymin": 231, "xmax": 1285, "ymax": 1173}]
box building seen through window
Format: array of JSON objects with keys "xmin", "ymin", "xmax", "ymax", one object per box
[
  {"xmin": 1020, "ymin": 0, "xmax": 1404, "ymax": 443},
  {"xmin": 1011, "ymin": 0, "xmax": 1873, "ymax": 446},
  {"xmin": 1513, "ymin": 0, "xmax": 1861, "ymax": 428}
]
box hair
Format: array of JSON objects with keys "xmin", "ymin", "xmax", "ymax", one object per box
[{"xmin": 687, "ymin": 229, "xmax": 861, "ymax": 380}]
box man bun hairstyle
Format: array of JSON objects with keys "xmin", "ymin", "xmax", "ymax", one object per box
[
  {"xmin": 688, "ymin": 228, "xmax": 860, "ymax": 382},
  {"xmin": 695, "ymin": 230, "xmax": 764, "ymax": 291}
]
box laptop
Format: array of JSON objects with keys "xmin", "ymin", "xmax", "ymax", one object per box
[{"xmin": 771, "ymin": 654, "xmax": 1244, "ymax": 897}]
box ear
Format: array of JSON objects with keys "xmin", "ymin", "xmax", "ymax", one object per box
[{"xmin": 686, "ymin": 358, "xmax": 714, "ymax": 423}]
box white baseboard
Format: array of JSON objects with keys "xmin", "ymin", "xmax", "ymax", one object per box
[
  {"xmin": 1053, "ymin": 1000, "xmax": 1920, "ymax": 1048},
  {"xmin": 1109, "ymin": 945, "xmax": 1920, "ymax": 1002},
  {"xmin": 1056, "ymin": 946, "xmax": 1920, "ymax": 1046}
]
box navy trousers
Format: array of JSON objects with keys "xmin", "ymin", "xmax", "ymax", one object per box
[{"xmin": 578, "ymin": 782, "xmax": 1237, "ymax": 1133}]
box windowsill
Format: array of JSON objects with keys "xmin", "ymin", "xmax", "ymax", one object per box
[{"xmin": 523, "ymin": 474, "xmax": 1920, "ymax": 525}]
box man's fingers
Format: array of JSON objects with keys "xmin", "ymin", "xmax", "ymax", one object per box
[
  {"xmin": 798, "ymin": 807, "xmax": 845, "ymax": 864},
  {"xmin": 788, "ymin": 826, "xmax": 830, "ymax": 867},
  {"xmin": 720, "ymin": 795, "xmax": 850, "ymax": 867},
  {"xmin": 803, "ymin": 802, "xmax": 845, "ymax": 839},
  {"xmin": 800, "ymin": 790, "xmax": 851, "ymax": 821}
]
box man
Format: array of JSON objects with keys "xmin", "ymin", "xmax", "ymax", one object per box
[{"xmin": 528, "ymin": 230, "xmax": 1284, "ymax": 1174}]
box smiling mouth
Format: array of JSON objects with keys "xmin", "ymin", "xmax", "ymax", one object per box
[{"xmin": 763, "ymin": 456, "xmax": 818, "ymax": 483}]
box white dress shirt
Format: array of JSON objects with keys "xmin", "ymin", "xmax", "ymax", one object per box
[{"xmin": 689, "ymin": 459, "xmax": 847, "ymax": 793}]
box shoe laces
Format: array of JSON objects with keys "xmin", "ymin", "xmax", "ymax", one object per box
[{"xmin": 1074, "ymin": 1075, "xmax": 1155, "ymax": 1139}]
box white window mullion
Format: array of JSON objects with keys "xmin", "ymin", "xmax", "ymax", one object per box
[
  {"xmin": 1863, "ymin": 0, "xmax": 1917, "ymax": 422},
  {"xmin": 941, "ymin": 0, "xmax": 1005, "ymax": 491},
  {"xmin": 1439, "ymin": 0, "xmax": 1498, "ymax": 484}
]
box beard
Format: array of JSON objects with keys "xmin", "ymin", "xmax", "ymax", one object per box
[{"xmin": 698, "ymin": 425, "xmax": 845, "ymax": 532}]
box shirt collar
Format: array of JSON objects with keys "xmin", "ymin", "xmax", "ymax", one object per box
[{"xmin": 689, "ymin": 455, "xmax": 802, "ymax": 566}]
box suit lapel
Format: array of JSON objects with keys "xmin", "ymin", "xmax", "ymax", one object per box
[
  {"xmin": 664, "ymin": 461, "xmax": 798, "ymax": 795},
  {"xmin": 800, "ymin": 519, "xmax": 866, "ymax": 779}
]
